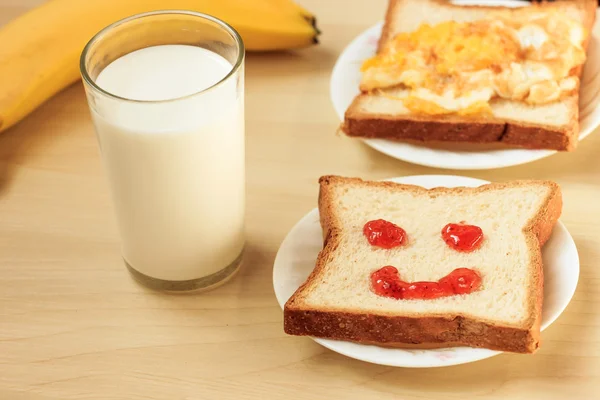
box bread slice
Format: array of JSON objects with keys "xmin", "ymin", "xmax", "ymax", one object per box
[
  {"xmin": 342, "ymin": 0, "xmax": 597, "ymax": 151},
  {"xmin": 284, "ymin": 176, "xmax": 562, "ymax": 353}
]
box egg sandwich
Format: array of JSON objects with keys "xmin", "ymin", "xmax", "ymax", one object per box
[{"xmin": 342, "ymin": 0, "xmax": 597, "ymax": 151}]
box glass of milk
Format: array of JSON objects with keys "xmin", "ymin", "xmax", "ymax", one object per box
[{"xmin": 80, "ymin": 11, "xmax": 245, "ymax": 291}]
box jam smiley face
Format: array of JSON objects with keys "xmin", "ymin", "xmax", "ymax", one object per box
[{"xmin": 363, "ymin": 219, "xmax": 484, "ymax": 300}]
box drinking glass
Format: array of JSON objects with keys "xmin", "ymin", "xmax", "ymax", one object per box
[{"xmin": 80, "ymin": 11, "xmax": 245, "ymax": 291}]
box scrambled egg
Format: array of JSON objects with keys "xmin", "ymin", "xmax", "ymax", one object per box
[{"xmin": 360, "ymin": 9, "xmax": 586, "ymax": 115}]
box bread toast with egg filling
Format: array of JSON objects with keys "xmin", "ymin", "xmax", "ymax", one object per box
[
  {"xmin": 342, "ymin": 0, "xmax": 597, "ymax": 151},
  {"xmin": 284, "ymin": 176, "xmax": 562, "ymax": 353}
]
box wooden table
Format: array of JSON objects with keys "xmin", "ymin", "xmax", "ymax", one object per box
[{"xmin": 1, "ymin": 1, "xmax": 599, "ymax": 399}]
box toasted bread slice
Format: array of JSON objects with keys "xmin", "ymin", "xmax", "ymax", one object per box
[
  {"xmin": 342, "ymin": 0, "xmax": 597, "ymax": 151},
  {"xmin": 284, "ymin": 176, "xmax": 562, "ymax": 353}
]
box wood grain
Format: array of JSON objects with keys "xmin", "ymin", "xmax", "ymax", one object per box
[{"xmin": 0, "ymin": 1, "xmax": 599, "ymax": 399}]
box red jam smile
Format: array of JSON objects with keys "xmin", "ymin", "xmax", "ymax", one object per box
[
  {"xmin": 363, "ymin": 219, "xmax": 407, "ymax": 249},
  {"xmin": 371, "ymin": 266, "xmax": 482, "ymax": 300},
  {"xmin": 442, "ymin": 222, "xmax": 484, "ymax": 252}
]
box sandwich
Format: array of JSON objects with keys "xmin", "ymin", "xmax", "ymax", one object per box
[
  {"xmin": 342, "ymin": 0, "xmax": 597, "ymax": 151},
  {"xmin": 284, "ymin": 176, "xmax": 562, "ymax": 353}
]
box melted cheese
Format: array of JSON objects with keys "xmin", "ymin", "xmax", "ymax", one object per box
[{"xmin": 361, "ymin": 9, "xmax": 587, "ymax": 115}]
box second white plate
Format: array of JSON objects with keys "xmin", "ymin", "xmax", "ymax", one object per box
[
  {"xmin": 330, "ymin": 0, "xmax": 600, "ymax": 169},
  {"xmin": 273, "ymin": 175, "xmax": 579, "ymax": 368}
]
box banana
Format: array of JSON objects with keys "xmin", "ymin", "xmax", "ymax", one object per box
[
  {"xmin": 257, "ymin": 0, "xmax": 320, "ymax": 36},
  {"xmin": 0, "ymin": 0, "xmax": 319, "ymax": 133},
  {"xmin": 255, "ymin": 0, "xmax": 318, "ymax": 23}
]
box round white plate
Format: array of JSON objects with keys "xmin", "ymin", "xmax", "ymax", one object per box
[
  {"xmin": 273, "ymin": 175, "xmax": 579, "ymax": 368},
  {"xmin": 330, "ymin": 0, "xmax": 600, "ymax": 169}
]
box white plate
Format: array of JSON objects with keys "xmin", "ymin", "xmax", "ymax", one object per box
[
  {"xmin": 273, "ymin": 175, "xmax": 579, "ymax": 368},
  {"xmin": 330, "ymin": 0, "xmax": 600, "ymax": 169}
]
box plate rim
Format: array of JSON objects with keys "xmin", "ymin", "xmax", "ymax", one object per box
[{"xmin": 273, "ymin": 174, "xmax": 580, "ymax": 368}]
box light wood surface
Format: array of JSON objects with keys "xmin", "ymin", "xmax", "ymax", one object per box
[{"xmin": 1, "ymin": 1, "xmax": 599, "ymax": 399}]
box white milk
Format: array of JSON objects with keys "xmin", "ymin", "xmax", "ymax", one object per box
[{"xmin": 91, "ymin": 45, "xmax": 244, "ymax": 282}]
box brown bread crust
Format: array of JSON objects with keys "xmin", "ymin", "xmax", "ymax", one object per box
[
  {"xmin": 284, "ymin": 176, "xmax": 563, "ymax": 354},
  {"xmin": 343, "ymin": 112, "xmax": 576, "ymax": 150},
  {"xmin": 284, "ymin": 310, "xmax": 536, "ymax": 353}
]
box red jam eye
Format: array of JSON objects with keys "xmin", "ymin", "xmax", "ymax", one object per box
[
  {"xmin": 371, "ymin": 266, "xmax": 482, "ymax": 300},
  {"xmin": 441, "ymin": 223, "xmax": 483, "ymax": 252},
  {"xmin": 363, "ymin": 219, "xmax": 407, "ymax": 249}
]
